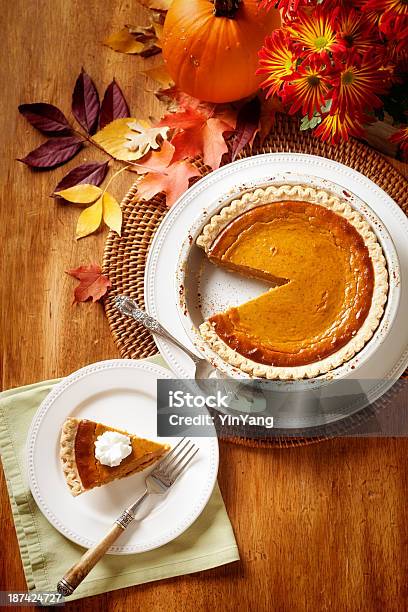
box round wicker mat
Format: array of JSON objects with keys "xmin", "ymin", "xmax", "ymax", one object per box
[{"xmin": 103, "ymin": 113, "xmax": 408, "ymax": 448}]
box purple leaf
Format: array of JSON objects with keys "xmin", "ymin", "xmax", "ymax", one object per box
[
  {"xmin": 231, "ymin": 97, "xmax": 261, "ymax": 161},
  {"xmin": 53, "ymin": 161, "xmax": 109, "ymax": 194},
  {"xmin": 99, "ymin": 79, "xmax": 130, "ymax": 129},
  {"xmin": 72, "ymin": 69, "xmax": 100, "ymax": 134},
  {"xmin": 18, "ymin": 136, "xmax": 84, "ymax": 169},
  {"xmin": 18, "ymin": 103, "xmax": 72, "ymax": 135}
]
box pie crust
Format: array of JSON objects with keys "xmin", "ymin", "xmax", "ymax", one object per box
[
  {"xmin": 196, "ymin": 185, "xmax": 388, "ymax": 379},
  {"xmin": 60, "ymin": 418, "xmax": 168, "ymax": 496}
]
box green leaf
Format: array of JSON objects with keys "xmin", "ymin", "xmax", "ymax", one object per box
[{"xmin": 300, "ymin": 113, "xmax": 322, "ymax": 131}]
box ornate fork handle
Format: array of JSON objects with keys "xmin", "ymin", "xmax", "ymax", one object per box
[
  {"xmin": 115, "ymin": 295, "xmax": 199, "ymax": 363},
  {"xmin": 131, "ymin": 309, "xmax": 163, "ymax": 334}
]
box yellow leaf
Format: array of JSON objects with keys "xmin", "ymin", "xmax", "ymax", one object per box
[
  {"xmin": 55, "ymin": 184, "xmax": 102, "ymax": 203},
  {"xmin": 102, "ymin": 192, "xmax": 122, "ymax": 236},
  {"xmin": 103, "ymin": 28, "xmax": 145, "ymax": 54},
  {"xmin": 143, "ymin": 64, "xmax": 174, "ymax": 89},
  {"xmin": 76, "ymin": 197, "xmax": 103, "ymax": 239},
  {"xmin": 93, "ymin": 118, "xmax": 169, "ymax": 161},
  {"xmin": 93, "ymin": 118, "xmax": 139, "ymax": 161}
]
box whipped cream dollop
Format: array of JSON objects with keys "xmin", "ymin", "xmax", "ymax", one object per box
[{"xmin": 94, "ymin": 431, "xmax": 132, "ymax": 467}]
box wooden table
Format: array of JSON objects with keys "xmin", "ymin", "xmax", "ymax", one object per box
[{"xmin": 1, "ymin": 2, "xmax": 408, "ymax": 610}]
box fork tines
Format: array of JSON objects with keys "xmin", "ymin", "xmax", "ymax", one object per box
[{"xmin": 156, "ymin": 438, "xmax": 199, "ymax": 484}]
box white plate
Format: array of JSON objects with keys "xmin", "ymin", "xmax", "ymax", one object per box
[
  {"xmin": 145, "ymin": 154, "xmax": 408, "ymax": 396},
  {"xmin": 26, "ymin": 360, "xmax": 219, "ymax": 554}
]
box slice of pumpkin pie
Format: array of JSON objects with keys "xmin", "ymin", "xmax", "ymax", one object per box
[{"xmin": 60, "ymin": 418, "xmax": 169, "ymax": 496}]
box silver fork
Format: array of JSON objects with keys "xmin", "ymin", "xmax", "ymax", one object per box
[{"xmin": 57, "ymin": 438, "xmax": 198, "ymax": 596}]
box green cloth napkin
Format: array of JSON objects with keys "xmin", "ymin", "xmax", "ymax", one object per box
[{"xmin": 0, "ymin": 356, "xmax": 239, "ymax": 602}]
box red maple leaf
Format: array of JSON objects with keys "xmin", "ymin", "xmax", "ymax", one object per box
[
  {"xmin": 66, "ymin": 263, "xmax": 111, "ymax": 304},
  {"xmin": 137, "ymin": 160, "xmax": 201, "ymax": 207},
  {"xmin": 158, "ymin": 97, "xmax": 236, "ymax": 170}
]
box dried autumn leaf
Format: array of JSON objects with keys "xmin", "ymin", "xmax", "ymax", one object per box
[
  {"xmin": 132, "ymin": 140, "xmax": 175, "ymax": 174},
  {"xmin": 53, "ymin": 161, "xmax": 109, "ymax": 193},
  {"xmin": 18, "ymin": 136, "xmax": 83, "ymax": 169},
  {"xmin": 72, "ymin": 69, "xmax": 100, "ymax": 134},
  {"xmin": 103, "ymin": 28, "xmax": 145, "ymax": 54},
  {"xmin": 102, "ymin": 192, "xmax": 122, "ymax": 235},
  {"xmin": 100, "ymin": 80, "xmax": 130, "ymax": 129},
  {"xmin": 156, "ymin": 86, "xmax": 213, "ymax": 113},
  {"xmin": 93, "ymin": 118, "xmax": 169, "ymax": 161},
  {"xmin": 137, "ymin": 160, "xmax": 200, "ymax": 207},
  {"xmin": 54, "ymin": 184, "xmax": 102, "ymax": 203},
  {"xmin": 161, "ymin": 105, "xmax": 235, "ymax": 169},
  {"xmin": 257, "ymin": 95, "xmax": 283, "ymax": 145},
  {"xmin": 143, "ymin": 64, "xmax": 174, "ymax": 89},
  {"xmin": 125, "ymin": 120, "xmax": 169, "ymax": 157},
  {"xmin": 202, "ymin": 118, "xmax": 234, "ymax": 169},
  {"xmin": 231, "ymin": 97, "xmax": 261, "ymax": 161},
  {"xmin": 18, "ymin": 103, "xmax": 72, "ymax": 135},
  {"xmin": 124, "ymin": 23, "xmax": 162, "ymax": 56},
  {"xmin": 93, "ymin": 118, "xmax": 139, "ymax": 161},
  {"xmin": 66, "ymin": 263, "xmax": 111, "ymax": 303},
  {"xmin": 76, "ymin": 197, "xmax": 103, "ymax": 239}
]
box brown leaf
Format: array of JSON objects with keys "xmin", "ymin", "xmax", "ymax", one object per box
[
  {"xmin": 66, "ymin": 263, "xmax": 111, "ymax": 303},
  {"xmin": 53, "ymin": 161, "xmax": 109, "ymax": 194},
  {"xmin": 18, "ymin": 136, "xmax": 84, "ymax": 169},
  {"xmin": 100, "ymin": 80, "xmax": 130, "ymax": 129},
  {"xmin": 72, "ymin": 69, "xmax": 100, "ymax": 134},
  {"xmin": 105, "ymin": 22, "xmax": 162, "ymax": 57},
  {"xmin": 139, "ymin": 44, "xmax": 161, "ymax": 58},
  {"xmin": 137, "ymin": 160, "xmax": 200, "ymax": 207},
  {"xmin": 231, "ymin": 97, "xmax": 261, "ymax": 161},
  {"xmin": 257, "ymin": 95, "xmax": 283, "ymax": 145},
  {"xmin": 18, "ymin": 103, "xmax": 72, "ymax": 135}
]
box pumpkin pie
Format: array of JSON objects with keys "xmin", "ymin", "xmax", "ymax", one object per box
[
  {"xmin": 60, "ymin": 418, "xmax": 169, "ymax": 496},
  {"xmin": 196, "ymin": 185, "xmax": 388, "ymax": 379}
]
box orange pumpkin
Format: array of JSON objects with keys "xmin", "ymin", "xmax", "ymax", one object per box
[{"xmin": 162, "ymin": 0, "xmax": 281, "ymax": 103}]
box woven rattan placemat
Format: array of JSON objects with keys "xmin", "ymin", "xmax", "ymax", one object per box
[{"xmin": 102, "ymin": 113, "xmax": 407, "ymax": 448}]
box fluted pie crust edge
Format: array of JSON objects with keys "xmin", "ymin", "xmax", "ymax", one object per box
[
  {"xmin": 60, "ymin": 418, "xmax": 84, "ymax": 496},
  {"xmin": 196, "ymin": 185, "xmax": 389, "ymax": 380}
]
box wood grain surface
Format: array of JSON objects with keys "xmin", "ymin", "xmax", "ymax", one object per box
[{"xmin": 1, "ymin": 2, "xmax": 408, "ymax": 611}]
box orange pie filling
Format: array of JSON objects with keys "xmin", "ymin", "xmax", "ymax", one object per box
[
  {"xmin": 205, "ymin": 201, "xmax": 375, "ymax": 367},
  {"xmin": 74, "ymin": 420, "xmax": 167, "ymax": 490}
]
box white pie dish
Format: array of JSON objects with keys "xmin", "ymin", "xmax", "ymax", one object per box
[
  {"xmin": 144, "ymin": 153, "xmax": 408, "ymax": 404},
  {"xmin": 175, "ymin": 178, "xmax": 400, "ymax": 382}
]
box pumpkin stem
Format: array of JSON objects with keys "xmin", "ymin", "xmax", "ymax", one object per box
[{"xmin": 213, "ymin": 0, "xmax": 241, "ymax": 18}]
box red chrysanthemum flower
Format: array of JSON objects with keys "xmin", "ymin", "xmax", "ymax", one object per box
[
  {"xmin": 257, "ymin": 0, "xmax": 277, "ymax": 11},
  {"xmin": 329, "ymin": 52, "xmax": 388, "ymax": 117},
  {"xmin": 257, "ymin": 30, "xmax": 297, "ymax": 98},
  {"xmin": 313, "ymin": 110, "xmax": 366, "ymax": 144},
  {"xmin": 287, "ymin": 8, "xmax": 337, "ymax": 58},
  {"xmin": 275, "ymin": 0, "xmax": 313, "ymax": 17},
  {"xmin": 281, "ymin": 59, "xmax": 331, "ymax": 118},
  {"xmin": 365, "ymin": 0, "xmax": 408, "ymax": 18},
  {"xmin": 379, "ymin": 13, "xmax": 408, "ymax": 52},
  {"xmin": 331, "ymin": 8, "xmax": 379, "ymax": 55},
  {"xmin": 390, "ymin": 125, "xmax": 408, "ymax": 155}
]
